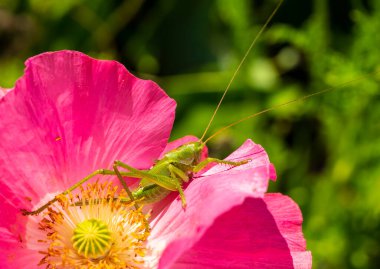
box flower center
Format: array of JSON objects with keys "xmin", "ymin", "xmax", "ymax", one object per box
[
  {"xmin": 72, "ymin": 219, "xmax": 112, "ymax": 259},
  {"xmin": 38, "ymin": 181, "xmax": 150, "ymax": 268}
]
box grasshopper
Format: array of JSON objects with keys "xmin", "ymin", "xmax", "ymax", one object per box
[
  {"xmin": 22, "ymin": 0, "xmax": 376, "ymax": 216},
  {"xmin": 22, "ymin": 1, "xmax": 284, "ymax": 216}
]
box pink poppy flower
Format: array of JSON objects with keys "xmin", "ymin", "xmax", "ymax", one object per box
[{"xmin": 0, "ymin": 51, "xmax": 311, "ymax": 268}]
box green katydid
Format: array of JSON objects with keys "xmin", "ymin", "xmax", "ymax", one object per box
[
  {"xmin": 21, "ymin": 1, "xmax": 283, "ymax": 216},
  {"xmin": 21, "ymin": 0, "xmax": 378, "ymax": 216}
]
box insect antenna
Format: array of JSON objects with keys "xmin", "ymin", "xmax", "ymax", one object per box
[
  {"xmin": 204, "ymin": 70, "xmax": 380, "ymax": 144},
  {"xmin": 199, "ymin": 0, "xmax": 284, "ymax": 142}
]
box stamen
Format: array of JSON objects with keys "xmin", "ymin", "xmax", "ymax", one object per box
[{"xmin": 37, "ymin": 181, "xmax": 150, "ymax": 268}]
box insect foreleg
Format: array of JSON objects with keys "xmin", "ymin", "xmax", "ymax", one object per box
[
  {"xmin": 168, "ymin": 164, "xmax": 187, "ymax": 207},
  {"xmin": 168, "ymin": 164, "xmax": 189, "ymax": 182},
  {"xmin": 193, "ymin": 158, "xmax": 250, "ymax": 173}
]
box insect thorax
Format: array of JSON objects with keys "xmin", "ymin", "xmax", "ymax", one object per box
[{"xmin": 164, "ymin": 141, "xmax": 204, "ymax": 166}]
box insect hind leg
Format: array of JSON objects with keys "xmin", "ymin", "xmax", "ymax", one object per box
[
  {"xmin": 114, "ymin": 160, "xmax": 178, "ymax": 191},
  {"xmin": 22, "ymin": 169, "xmax": 117, "ymax": 215},
  {"xmin": 114, "ymin": 160, "xmax": 188, "ymax": 208}
]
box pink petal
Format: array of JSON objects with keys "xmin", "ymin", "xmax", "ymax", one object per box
[
  {"xmin": 201, "ymin": 139, "xmax": 275, "ymax": 179},
  {"xmin": 147, "ymin": 139, "xmax": 275, "ymax": 268},
  {"xmin": 0, "ymin": 227, "xmax": 40, "ymax": 269},
  {"xmin": 0, "ymin": 87, "xmax": 12, "ymax": 98},
  {"xmin": 0, "ymin": 50, "xmax": 176, "ymax": 232},
  {"xmin": 172, "ymin": 194, "xmax": 311, "ymax": 268},
  {"xmin": 269, "ymin": 163, "xmax": 277, "ymax": 181}
]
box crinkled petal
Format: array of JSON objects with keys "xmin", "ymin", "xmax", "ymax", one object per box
[
  {"xmin": 171, "ymin": 194, "xmax": 311, "ymax": 269},
  {"xmin": 0, "ymin": 216, "xmax": 47, "ymax": 268},
  {"xmin": 0, "ymin": 228, "xmax": 40, "ymax": 269},
  {"xmin": 201, "ymin": 139, "xmax": 276, "ymax": 181},
  {"xmin": 146, "ymin": 139, "xmax": 275, "ymax": 268},
  {"xmin": 0, "ymin": 50, "xmax": 176, "ymax": 232}
]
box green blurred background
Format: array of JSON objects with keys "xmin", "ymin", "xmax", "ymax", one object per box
[{"xmin": 1, "ymin": 0, "xmax": 379, "ymax": 267}]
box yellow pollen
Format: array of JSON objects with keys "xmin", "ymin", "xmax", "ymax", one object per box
[{"xmin": 37, "ymin": 181, "xmax": 151, "ymax": 268}]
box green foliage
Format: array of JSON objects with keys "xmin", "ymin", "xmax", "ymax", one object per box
[{"xmin": 1, "ymin": 0, "xmax": 379, "ymax": 267}]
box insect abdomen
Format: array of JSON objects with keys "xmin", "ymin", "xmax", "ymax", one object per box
[{"xmin": 133, "ymin": 184, "xmax": 172, "ymax": 204}]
